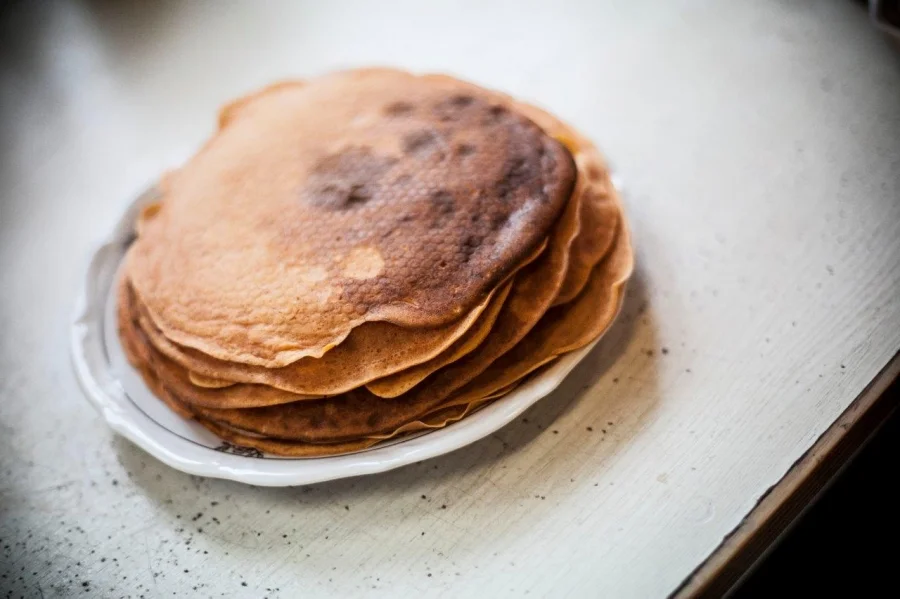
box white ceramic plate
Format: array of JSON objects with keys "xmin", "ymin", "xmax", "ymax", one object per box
[{"xmin": 71, "ymin": 186, "xmax": 612, "ymax": 486}]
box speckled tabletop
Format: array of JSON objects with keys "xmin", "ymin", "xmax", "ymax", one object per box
[{"xmin": 1, "ymin": 2, "xmax": 898, "ymax": 598}]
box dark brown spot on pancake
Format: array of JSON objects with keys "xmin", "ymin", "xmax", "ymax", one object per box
[
  {"xmin": 430, "ymin": 190, "xmax": 454, "ymax": 211},
  {"xmin": 346, "ymin": 184, "xmax": 371, "ymax": 206},
  {"xmin": 482, "ymin": 104, "xmax": 509, "ymax": 126},
  {"xmin": 449, "ymin": 94, "xmax": 474, "ymax": 107},
  {"xmin": 403, "ymin": 130, "xmax": 440, "ymax": 156},
  {"xmin": 384, "ymin": 101, "xmax": 414, "ymax": 116},
  {"xmin": 429, "ymin": 190, "xmax": 455, "ymax": 228},
  {"xmin": 302, "ymin": 148, "xmax": 395, "ymax": 210},
  {"xmin": 496, "ymin": 156, "xmax": 536, "ymax": 202},
  {"xmin": 455, "ymin": 143, "xmax": 476, "ymax": 156},
  {"xmin": 489, "ymin": 212, "xmax": 508, "ymax": 231},
  {"xmin": 460, "ymin": 234, "xmax": 481, "ymax": 263},
  {"xmin": 587, "ymin": 165, "xmax": 604, "ymax": 182},
  {"xmin": 433, "ymin": 94, "xmax": 476, "ymax": 122}
]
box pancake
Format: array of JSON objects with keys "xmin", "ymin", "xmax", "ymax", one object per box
[
  {"xmin": 126, "ymin": 114, "xmax": 586, "ymax": 401},
  {"xmin": 553, "ymin": 184, "xmax": 619, "ymax": 305},
  {"xmin": 127, "ymin": 68, "xmax": 577, "ymax": 368},
  {"xmin": 352, "ymin": 117, "xmax": 614, "ymax": 410},
  {"xmin": 176, "ymin": 269, "xmax": 519, "ymax": 392},
  {"xmin": 126, "ymin": 256, "xmax": 557, "ymax": 460},
  {"xmin": 360, "ymin": 117, "xmax": 602, "ymax": 399},
  {"xmin": 118, "ymin": 312, "xmax": 195, "ymax": 421},
  {"xmin": 116, "ymin": 69, "xmax": 634, "ymax": 456},
  {"xmin": 118, "ymin": 282, "xmax": 321, "ymax": 408},
  {"xmin": 552, "ymin": 156, "xmax": 620, "ymax": 306},
  {"xmin": 119, "ymin": 85, "xmax": 612, "ymax": 417},
  {"xmin": 437, "ymin": 219, "xmax": 633, "ymax": 408},
  {"xmin": 207, "ymin": 381, "xmax": 521, "ymax": 455},
  {"xmin": 365, "ymin": 379, "xmax": 522, "ymax": 440},
  {"xmin": 179, "ymin": 385, "xmax": 518, "ymax": 457},
  {"xmin": 195, "ymin": 414, "xmax": 384, "ymax": 458},
  {"xmin": 359, "ymin": 217, "xmax": 631, "ymax": 427},
  {"xmin": 120, "ymin": 285, "xmax": 515, "ymax": 441},
  {"xmin": 130, "ymin": 266, "xmax": 517, "ymax": 397},
  {"xmin": 120, "ymin": 217, "xmax": 629, "ymax": 450},
  {"xmin": 505, "ymin": 101, "xmax": 620, "ymax": 307},
  {"xmin": 188, "ymin": 372, "xmax": 237, "ymax": 389},
  {"xmin": 364, "ymin": 278, "xmax": 513, "ymax": 398},
  {"xmin": 123, "ymin": 168, "xmax": 589, "ymax": 442},
  {"xmin": 366, "ymin": 101, "xmax": 622, "ymax": 398},
  {"xmin": 126, "ymin": 215, "xmax": 627, "ymax": 449},
  {"xmin": 128, "ymin": 234, "xmax": 543, "ymax": 398},
  {"xmin": 121, "ymin": 249, "xmax": 546, "ymax": 443}
]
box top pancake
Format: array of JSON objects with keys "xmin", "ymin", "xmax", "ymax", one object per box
[{"xmin": 127, "ymin": 68, "xmax": 576, "ymax": 368}]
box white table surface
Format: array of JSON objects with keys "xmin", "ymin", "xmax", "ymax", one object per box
[{"xmin": 1, "ymin": 1, "xmax": 898, "ymax": 597}]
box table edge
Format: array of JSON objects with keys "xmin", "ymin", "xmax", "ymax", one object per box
[{"xmin": 672, "ymin": 349, "xmax": 900, "ymax": 598}]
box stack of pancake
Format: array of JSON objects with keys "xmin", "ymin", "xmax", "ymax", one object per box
[{"xmin": 117, "ymin": 68, "xmax": 633, "ymax": 457}]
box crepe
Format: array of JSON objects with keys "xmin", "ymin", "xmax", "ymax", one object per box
[
  {"xmin": 118, "ymin": 191, "xmax": 627, "ymax": 446},
  {"xmin": 120, "ymin": 288, "xmax": 513, "ymax": 442},
  {"xmin": 128, "ymin": 239, "xmax": 542, "ymax": 398},
  {"xmin": 120, "ymin": 216, "xmax": 626, "ymax": 447},
  {"xmin": 125, "ymin": 303, "xmax": 520, "ymax": 458},
  {"xmin": 187, "ymin": 372, "xmax": 238, "ymax": 389},
  {"xmin": 444, "ymin": 219, "xmax": 632, "ymax": 407},
  {"xmin": 365, "ymin": 279, "xmax": 513, "ymax": 397},
  {"xmin": 124, "ymin": 131, "xmax": 584, "ymax": 415},
  {"xmin": 349, "ymin": 107, "xmax": 622, "ymax": 409},
  {"xmin": 126, "ymin": 68, "xmax": 576, "ymax": 368},
  {"xmin": 131, "ymin": 274, "xmax": 506, "ymax": 397},
  {"xmin": 116, "ymin": 68, "xmax": 634, "ymax": 457}
]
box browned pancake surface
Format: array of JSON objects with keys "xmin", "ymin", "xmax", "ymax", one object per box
[
  {"xmin": 449, "ymin": 218, "xmax": 633, "ymax": 406},
  {"xmin": 128, "ymin": 239, "xmax": 543, "ymax": 398},
  {"xmin": 115, "ymin": 70, "xmax": 635, "ymax": 456},
  {"xmin": 127, "ymin": 69, "xmax": 576, "ymax": 367}
]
